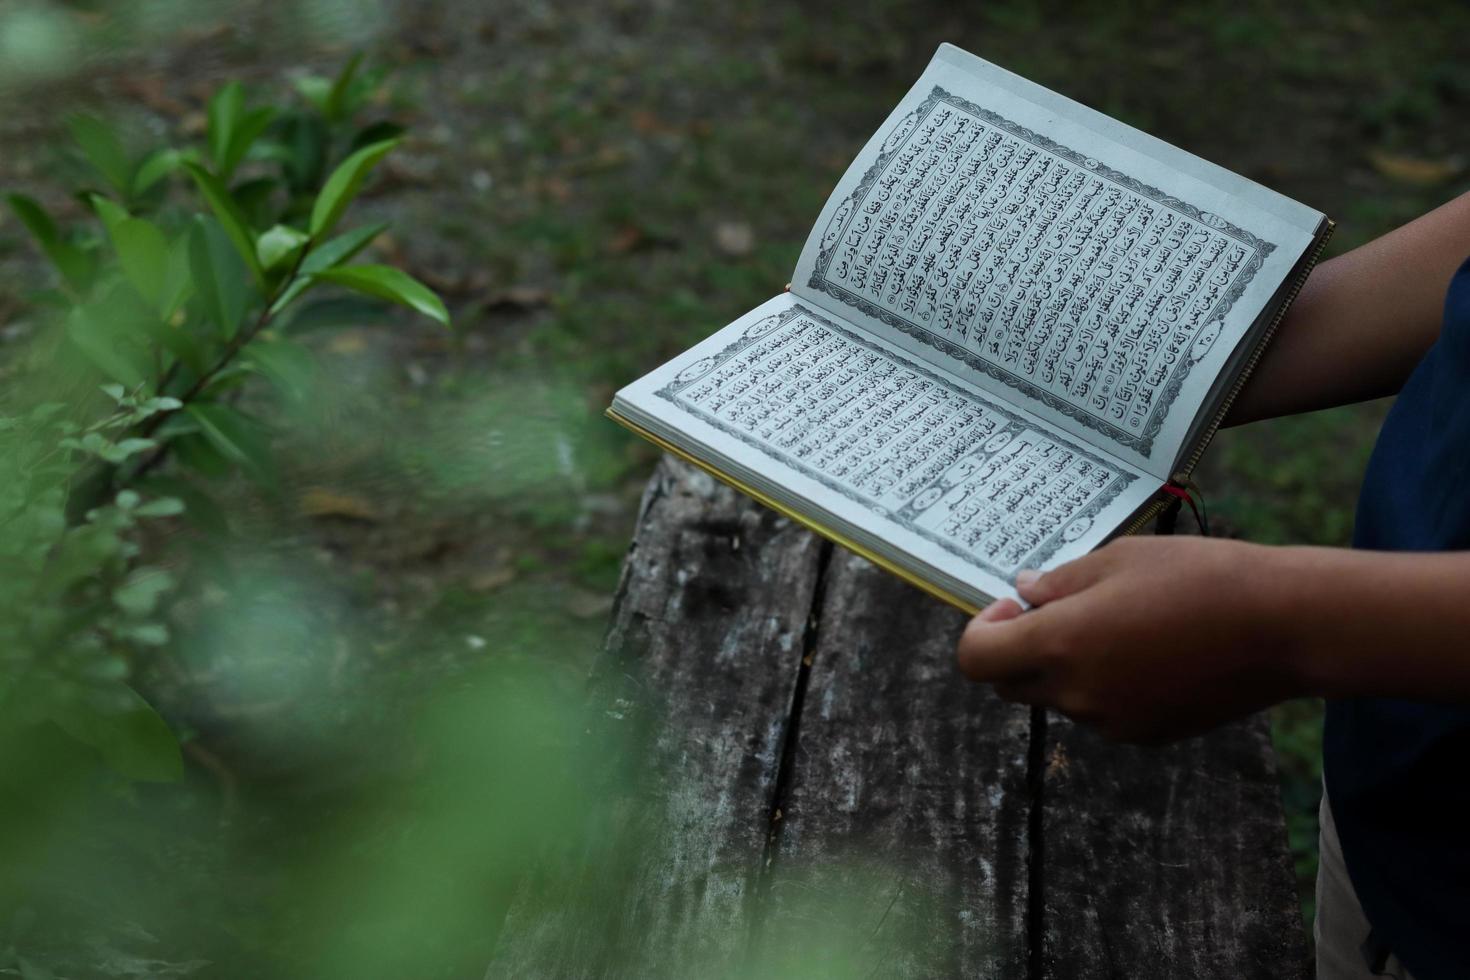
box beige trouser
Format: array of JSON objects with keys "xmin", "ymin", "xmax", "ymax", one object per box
[{"xmin": 1315, "ymin": 791, "xmax": 1415, "ymax": 980}]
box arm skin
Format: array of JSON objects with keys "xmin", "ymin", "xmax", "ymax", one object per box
[
  {"xmin": 956, "ymin": 538, "xmax": 1470, "ymax": 743},
  {"xmin": 1226, "ymin": 190, "xmax": 1470, "ymax": 425},
  {"xmin": 957, "ymin": 192, "xmax": 1470, "ymax": 743}
]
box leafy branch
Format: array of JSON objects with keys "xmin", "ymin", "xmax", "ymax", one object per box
[{"xmin": 1, "ymin": 55, "xmax": 447, "ymax": 783}]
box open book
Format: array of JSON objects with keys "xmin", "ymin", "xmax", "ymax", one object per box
[{"xmin": 609, "ymin": 44, "xmax": 1332, "ymax": 612}]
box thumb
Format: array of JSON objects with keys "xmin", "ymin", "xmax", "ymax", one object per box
[
  {"xmin": 1014, "ymin": 553, "xmax": 1101, "ymax": 606},
  {"xmin": 975, "ymin": 596, "xmax": 1025, "ymax": 623}
]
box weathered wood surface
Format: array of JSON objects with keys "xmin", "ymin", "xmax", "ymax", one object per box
[
  {"xmin": 493, "ymin": 457, "xmax": 1308, "ymax": 978},
  {"xmin": 761, "ymin": 547, "xmax": 1032, "ymax": 976},
  {"xmin": 490, "ymin": 459, "xmax": 825, "ymax": 977},
  {"xmin": 1040, "ymin": 715, "xmax": 1307, "ymax": 979}
]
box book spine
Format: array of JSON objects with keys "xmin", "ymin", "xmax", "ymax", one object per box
[
  {"xmin": 1115, "ymin": 496, "xmax": 1170, "ymax": 539},
  {"xmin": 1175, "ymin": 219, "xmax": 1337, "ymax": 480},
  {"xmin": 1112, "ymin": 220, "xmax": 1335, "ymax": 542}
]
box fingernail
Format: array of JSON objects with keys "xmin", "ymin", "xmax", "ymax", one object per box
[{"xmin": 1015, "ymin": 569, "xmax": 1041, "ymax": 589}]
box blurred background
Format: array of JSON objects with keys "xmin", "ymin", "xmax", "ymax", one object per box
[{"xmin": 2, "ymin": 0, "xmax": 1469, "ymax": 976}]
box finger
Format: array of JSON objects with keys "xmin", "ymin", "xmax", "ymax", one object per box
[
  {"xmin": 976, "ymin": 597, "xmax": 1024, "ymax": 623},
  {"xmin": 956, "ymin": 612, "xmax": 1041, "ymax": 682},
  {"xmin": 1013, "ymin": 550, "xmax": 1107, "ymax": 606}
]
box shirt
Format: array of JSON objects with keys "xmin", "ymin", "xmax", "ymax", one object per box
[{"xmin": 1323, "ymin": 254, "xmax": 1470, "ymax": 980}]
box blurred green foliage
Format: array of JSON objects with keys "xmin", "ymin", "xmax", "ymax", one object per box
[
  {"xmin": 2, "ymin": 0, "xmax": 1470, "ymax": 973},
  {"xmin": 0, "ymin": 50, "xmax": 463, "ymax": 976},
  {"xmin": 2, "ymin": 50, "xmax": 446, "ymax": 778}
]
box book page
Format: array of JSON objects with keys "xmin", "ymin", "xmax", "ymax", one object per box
[
  {"xmin": 792, "ymin": 45, "xmax": 1321, "ymax": 477},
  {"xmin": 613, "ymin": 294, "xmax": 1158, "ymax": 605}
]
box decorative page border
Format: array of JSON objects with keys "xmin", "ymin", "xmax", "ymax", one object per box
[
  {"xmin": 656, "ymin": 303, "xmax": 1137, "ymax": 580},
  {"xmin": 807, "ymin": 86, "xmax": 1278, "ymax": 459}
]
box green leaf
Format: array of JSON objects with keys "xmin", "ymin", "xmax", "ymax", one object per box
[
  {"xmin": 113, "ymin": 566, "xmax": 175, "ymax": 615},
  {"xmin": 88, "ymin": 192, "xmax": 130, "ymax": 237},
  {"xmin": 67, "ymin": 114, "xmax": 133, "ymax": 196},
  {"xmin": 294, "ymin": 74, "xmax": 332, "ymax": 114},
  {"xmin": 7, "ymin": 193, "xmax": 94, "ymax": 289},
  {"xmin": 189, "ymin": 215, "xmax": 249, "ymax": 338},
  {"xmin": 76, "ymin": 277, "xmax": 200, "ymax": 382},
  {"xmin": 350, "ymin": 120, "xmax": 407, "ymax": 153},
  {"xmin": 54, "ymin": 683, "xmax": 183, "ymax": 782},
  {"xmin": 199, "ymin": 364, "xmax": 254, "ymax": 398},
  {"xmin": 172, "ymin": 432, "xmax": 231, "ymax": 478},
  {"xmin": 276, "ymin": 112, "xmax": 329, "ymax": 192},
  {"xmin": 243, "ymin": 336, "xmax": 314, "ymax": 402},
  {"xmin": 256, "ymin": 223, "xmax": 310, "ymax": 271},
  {"xmin": 307, "ymin": 221, "xmax": 387, "ymax": 271},
  {"xmin": 136, "ymin": 308, "xmax": 205, "ymax": 378},
  {"xmin": 312, "ymin": 264, "xmax": 449, "ymax": 327},
  {"xmin": 230, "ymin": 175, "xmax": 280, "ymax": 229},
  {"xmin": 325, "ymin": 51, "xmax": 365, "ymax": 120},
  {"xmin": 242, "ymin": 139, "xmax": 298, "ymax": 167},
  {"xmin": 96, "ymin": 437, "xmax": 157, "ymax": 464},
  {"xmin": 309, "ymin": 138, "xmax": 400, "ymax": 238},
  {"xmin": 134, "ymin": 496, "xmax": 185, "ymax": 518},
  {"xmin": 131, "ymin": 147, "xmax": 180, "ymax": 197},
  {"xmin": 116, "ymin": 622, "xmax": 169, "ymax": 646},
  {"xmin": 57, "ymin": 431, "xmax": 97, "ymax": 460},
  {"xmin": 161, "ymin": 229, "xmax": 193, "ymax": 317},
  {"xmin": 186, "ymin": 403, "xmax": 274, "ymax": 483},
  {"xmin": 181, "ymin": 161, "xmax": 263, "ymax": 284},
  {"xmin": 221, "ymin": 105, "xmax": 276, "ymax": 180},
  {"xmin": 109, "ymin": 215, "xmax": 170, "ymax": 311},
  {"xmin": 151, "ymin": 409, "xmax": 200, "ymax": 440},
  {"xmin": 31, "ymin": 401, "xmax": 68, "ymax": 420},
  {"xmin": 100, "ymin": 383, "xmax": 127, "ymax": 402},
  {"xmin": 90, "ymin": 200, "xmax": 191, "ymax": 317},
  {"xmin": 59, "ymin": 432, "xmax": 103, "ymax": 453},
  {"xmin": 271, "ymin": 221, "xmax": 386, "ymax": 311},
  {"xmin": 206, "ymin": 81, "xmax": 244, "ymax": 175},
  {"xmin": 65, "ymin": 304, "xmax": 150, "ymax": 387}
]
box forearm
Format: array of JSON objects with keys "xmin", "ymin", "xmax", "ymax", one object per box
[
  {"xmin": 1227, "ymin": 192, "xmax": 1470, "ymax": 426},
  {"xmin": 1264, "ymin": 546, "xmax": 1470, "ymax": 702}
]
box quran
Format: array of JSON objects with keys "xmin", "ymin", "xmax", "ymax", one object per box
[{"xmin": 608, "ymin": 44, "xmax": 1332, "ymax": 612}]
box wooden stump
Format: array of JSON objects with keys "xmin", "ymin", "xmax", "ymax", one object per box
[{"xmin": 489, "ymin": 457, "xmax": 1307, "ymax": 979}]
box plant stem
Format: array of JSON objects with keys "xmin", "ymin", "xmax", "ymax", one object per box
[{"xmin": 129, "ymin": 246, "xmax": 311, "ymax": 484}]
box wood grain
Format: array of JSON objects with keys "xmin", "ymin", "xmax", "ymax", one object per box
[
  {"xmin": 492, "ymin": 459, "xmax": 1307, "ymax": 979},
  {"xmin": 489, "ymin": 457, "xmax": 826, "ymax": 978},
  {"xmin": 758, "ymin": 548, "xmax": 1033, "ymax": 977},
  {"xmin": 1038, "ymin": 712, "xmax": 1308, "ymax": 979}
]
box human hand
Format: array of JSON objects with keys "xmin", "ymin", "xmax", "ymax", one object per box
[{"xmin": 956, "ymin": 536, "xmax": 1304, "ymax": 743}]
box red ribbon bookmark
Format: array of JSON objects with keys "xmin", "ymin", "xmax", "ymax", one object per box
[{"xmin": 1160, "ymin": 482, "xmax": 1211, "ymax": 536}]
